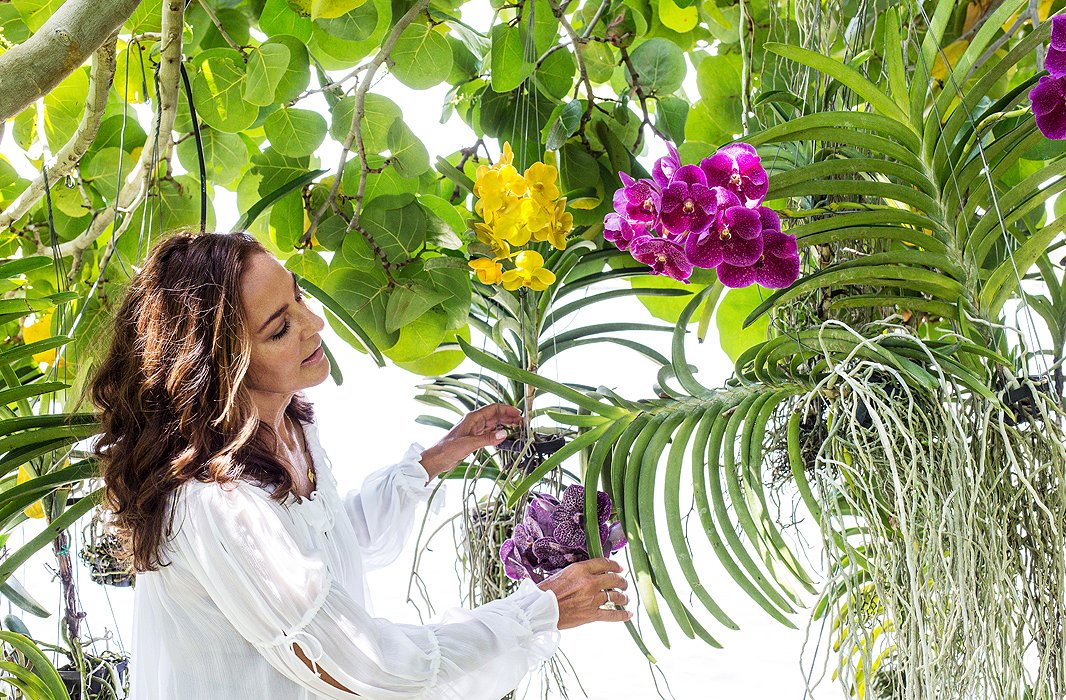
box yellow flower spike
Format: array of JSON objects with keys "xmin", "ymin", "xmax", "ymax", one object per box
[
  {"xmin": 494, "ymin": 204, "xmax": 533, "ymax": 246},
  {"xmin": 469, "ymin": 257, "xmax": 504, "ymax": 285},
  {"xmin": 473, "ymin": 169, "xmax": 507, "ymax": 213},
  {"xmin": 521, "ymin": 197, "xmax": 554, "ymax": 233},
  {"xmin": 17, "ymin": 466, "xmax": 46, "ymax": 520},
  {"xmin": 524, "ymin": 161, "xmax": 560, "ymax": 203}
]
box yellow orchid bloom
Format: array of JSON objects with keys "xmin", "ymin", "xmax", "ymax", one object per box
[
  {"xmin": 501, "ymin": 250, "xmax": 556, "ymax": 292},
  {"xmin": 473, "ymin": 222, "xmax": 511, "ymax": 259},
  {"xmin": 494, "ymin": 204, "xmax": 533, "ymax": 246},
  {"xmin": 473, "ymin": 168, "xmax": 508, "ymax": 215},
  {"xmin": 524, "ymin": 161, "xmax": 560, "ymax": 204},
  {"xmin": 469, "ymin": 257, "xmax": 504, "ymax": 285},
  {"xmin": 531, "ymin": 198, "xmax": 573, "ymax": 250},
  {"xmin": 498, "ymin": 164, "xmax": 528, "ymax": 197},
  {"xmin": 499, "ymin": 141, "xmax": 515, "ymax": 167}
]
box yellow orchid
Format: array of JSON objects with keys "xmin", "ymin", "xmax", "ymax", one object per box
[
  {"xmin": 469, "ymin": 257, "xmax": 504, "ymax": 285},
  {"xmin": 502, "ymin": 250, "xmax": 556, "ymax": 292},
  {"xmin": 499, "ymin": 141, "xmax": 515, "ymax": 167},
  {"xmin": 473, "ymin": 168, "xmax": 508, "ymax": 215},
  {"xmin": 493, "ymin": 205, "xmax": 533, "ymax": 246},
  {"xmin": 473, "ymin": 222, "xmax": 511, "ymax": 259},
  {"xmin": 531, "ymin": 198, "xmax": 573, "ymax": 250},
  {"xmin": 524, "ymin": 161, "xmax": 560, "ymax": 204}
]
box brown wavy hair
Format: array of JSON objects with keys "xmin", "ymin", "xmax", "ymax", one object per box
[{"xmin": 89, "ymin": 231, "xmax": 312, "ymax": 572}]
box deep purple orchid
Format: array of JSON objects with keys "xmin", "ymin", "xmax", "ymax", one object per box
[
  {"xmin": 1045, "ymin": 15, "xmax": 1066, "ymax": 76},
  {"xmin": 1031, "ymin": 74, "xmax": 1066, "ymax": 140},
  {"xmin": 757, "ymin": 205, "xmax": 781, "ymax": 233},
  {"xmin": 700, "ymin": 143, "xmax": 769, "ymax": 206},
  {"xmin": 659, "ymin": 165, "xmax": 717, "ymax": 236},
  {"xmin": 604, "ymin": 212, "xmax": 646, "ymax": 251},
  {"xmin": 630, "ymin": 235, "xmax": 694, "ymax": 282},
  {"xmin": 501, "ymin": 486, "xmax": 627, "ymax": 582},
  {"xmin": 684, "ymin": 189, "xmax": 764, "ymax": 268},
  {"xmin": 612, "ymin": 172, "xmax": 661, "ymax": 227},
  {"xmin": 716, "ymin": 230, "xmax": 801, "ymax": 289},
  {"xmin": 652, "ymin": 141, "xmax": 682, "ymax": 188}
]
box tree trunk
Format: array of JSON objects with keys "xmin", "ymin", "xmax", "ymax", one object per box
[{"xmin": 0, "ymin": 0, "xmax": 142, "ymax": 122}]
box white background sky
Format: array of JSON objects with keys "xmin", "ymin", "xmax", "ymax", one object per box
[{"xmin": 0, "ymin": 3, "xmax": 852, "ymax": 697}]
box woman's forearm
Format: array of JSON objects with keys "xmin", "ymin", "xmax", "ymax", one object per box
[{"xmin": 294, "ymin": 643, "xmax": 359, "ymax": 696}]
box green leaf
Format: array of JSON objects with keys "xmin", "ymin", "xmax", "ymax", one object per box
[
  {"xmin": 330, "ymin": 93, "xmax": 402, "ymax": 152},
  {"xmin": 193, "ymin": 48, "xmax": 259, "ymax": 133},
  {"xmin": 385, "ymin": 310, "xmax": 448, "ymax": 362},
  {"xmin": 42, "ymin": 67, "xmax": 89, "ymax": 149},
  {"xmin": 657, "ymin": 96, "xmax": 688, "ymax": 145},
  {"xmin": 658, "ymin": 0, "xmax": 698, "ymax": 33},
  {"xmin": 536, "ymin": 48, "xmax": 576, "ymax": 100},
  {"xmin": 391, "ymin": 21, "xmax": 453, "ymax": 90},
  {"xmin": 764, "ymin": 42, "xmax": 909, "ymax": 124},
  {"xmin": 11, "ymin": 0, "xmax": 62, "ymax": 33},
  {"xmin": 175, "ymin": 128, "xmax": 248, "ymax": 187},
  {"xmin": 544, "ymin": 100, "xmax": 582, "ymax": 150},
  {"xmin": 312, "ymin": 0, "xmax": 369, "ymax": 20},
  {"xmin": 385, "ymin": 281, "xmax": 447, "ymax": 333},
  {"xmin": 361, "ymin": 195, "xmax": 426, "ymax": 264},
  {"xmin": 628, "ymin": 38, "xmax": 686, "ymax": 95},
  {"xmin": 387, "ymin": 121, "xmax": 430, "ymax": 178},
  {"xmin": 315, "ymin": 2, "xmax": 378, "ymax": 41},
  {"xmin": 579, "ymin": 41, "xmax": 615, "ymax": 84},
  {"xmin": 717, "ymin": 286, "xmax": 771, "ymax": 362},
  {"xmin": 261, "ymin": 0, "xmax": 313, "ymax": 40},
  {"xmin": 491, "ymin": 23, "xmax": 530, "ymax": 93},
  {"xmin": 265, "ymin": 108, "xmax": 328, "ymax": 158},
  {"xmin": 244, "ymin": 43, "xmax": 292, "ymax": 107}
]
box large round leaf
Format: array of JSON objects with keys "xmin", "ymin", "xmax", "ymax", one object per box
[
  {"xmin": 628, "ymin": 38, "xmax": 686, "ymax": 95},
  {"xmin": 323, "ymin": 264, "xmax": 398, "ymax": 351},
  {"xmin": 244, "ymin": 43, "xmax": 292, "ymax": 107},
  {"xmin": 360, "ymin": 194, "xmax": 426, "ymax": 264},
  {"xmin": 43, "ymin": 67, "xmax": 89, "ymax": 149},
  {"xmin": 330, "ymin": 93, "xmax": 401, "ymax": 152},
  {"xmin": 384, "ymin": 310, "xmax": 448, "ymax": 363},
  {"xmin": 264, "ymin": 35, "xmax": 312, "ymax": 104},
  {"xmin": 491, "ymin": 24, "xmax": 530, "ymax": 93},
  {"xmin": 260, "ymin": 0, "xmax": 313, "ymax": 40},
  {"xmin": 315, "ymin": 2, "xmax": 378, "ymax": 41},
  {"xmin": 391, "ymin": 21, "xmax": 453, "ymax": 90},
  {"xmin": 192, "ymin": 49, "xmax": 259, "ymax": 133},
  {"xmin": 176, "ymin": 128, "xmax": 248, "ymax": 187},
  {"xmin": 536, "ymin": 49, "xmax": 576, "ymax": 100},
  {"xmin": 265, "ymin": 108, "xmax": 328, "ymax": 158}
]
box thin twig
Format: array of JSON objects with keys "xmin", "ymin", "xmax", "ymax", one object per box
[
  {"xmin": 193, "ymin": 0, "xmax": 243, "ymax": 54},
  {"xmin": 300, "ymin": 0, "xmax": 431, "ymax": 248}
]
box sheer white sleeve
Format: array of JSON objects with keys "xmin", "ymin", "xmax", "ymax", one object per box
[
  {"xmin": 341, "ymin": 442, "xmax": 442, "ymax": 569},
  {"xmin": 172, "ymin": 482, "xmax": 559, "ymax": 700}
]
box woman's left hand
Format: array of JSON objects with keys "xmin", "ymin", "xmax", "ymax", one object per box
[{"xmin": 419, "ymin": 403, "xmax": 523, "ymax": 480}]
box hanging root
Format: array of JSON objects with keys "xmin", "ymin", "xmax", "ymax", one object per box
[{"xmin": 798, "ymin": 326, "xmax": 1066, "ymax": 700}]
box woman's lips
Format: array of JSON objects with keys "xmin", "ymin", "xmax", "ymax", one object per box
[{"xmin": 302, "ymin": 344, "xmax": 324, "ymax": 365}]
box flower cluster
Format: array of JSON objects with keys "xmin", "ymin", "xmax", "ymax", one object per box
[
  {"xmin": 1030, "ymin": 15, "xmax": 1066, "ymax": 140},
  {"xmin": 467, "ymin": 143, "xmax": 574, "ymax": 291},
  {"xmin": 604, "ymin": 142, "xmax": 800, "ymax": 289},
  {"xmin": 500, "ymin": 485, "xmax": 627, "ymax": 583}
]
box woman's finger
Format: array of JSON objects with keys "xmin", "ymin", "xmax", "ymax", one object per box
[{"xmin": 596, "ymin": 572, "xmax": 629, "ymax": 591}]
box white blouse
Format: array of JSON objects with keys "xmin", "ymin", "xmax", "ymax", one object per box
[{"xmin": 130, "ymin": 420, "xmax": 560, "ymax": 699}]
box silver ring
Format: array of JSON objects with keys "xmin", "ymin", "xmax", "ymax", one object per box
[{"xmin": 600, "ymin": 588, "xmax": 623, "ymax": 611}]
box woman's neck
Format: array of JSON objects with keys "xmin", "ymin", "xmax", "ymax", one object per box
[{"xmin": 248, "ymin": 389, "xmax": 298, "ymax": 446}]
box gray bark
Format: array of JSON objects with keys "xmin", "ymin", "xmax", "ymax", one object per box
[{"xmin": 0, "ymin": 0, "xmax": 142, "ymax": 122}]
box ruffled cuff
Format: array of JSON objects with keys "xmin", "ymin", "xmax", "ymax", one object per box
[
  {"xmin": 508, "ymin": 579, "xmax": 561, "ymax": 665},
  {"xmin": 394, "ymin": 443, "xmax": 446, "ymax": 511}
]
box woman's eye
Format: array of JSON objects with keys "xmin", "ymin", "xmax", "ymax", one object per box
[{"xmin": 270, "ymin": 319, "xmax": 290, "ymax": 341}]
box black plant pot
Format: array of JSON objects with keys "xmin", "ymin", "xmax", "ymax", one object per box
[
  {"xmin": 496, "ymin": 432, "xmax": 568, "ymax": 472},
  {"xmin": 1001, "ymin": 375, "xmax": 1054, "ymax": 426},
  {"xmin": 58, "ymin": 658, "xmax": 128, "ymax": 700}
]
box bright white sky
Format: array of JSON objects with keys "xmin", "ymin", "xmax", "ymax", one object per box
[{"xmin": 0, "ymin": 3, "xmax": 850, "ymax": 697}]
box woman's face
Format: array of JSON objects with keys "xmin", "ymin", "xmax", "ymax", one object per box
[{"xmin": 240, "ymin": 252, "xmax": 330, "ymax": 401}]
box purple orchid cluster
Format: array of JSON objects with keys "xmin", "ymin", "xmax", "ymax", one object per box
[
  {"xmin": 1030, "ymin": 15, "xmax": 1066, "ymax": 139},
  {"xmin": 500, "ymin": 485, "xmax": 627, "ymax": 583},
  {"xmin": 603, "ymin": 142, "xmax": 801, "ymax": 289}
]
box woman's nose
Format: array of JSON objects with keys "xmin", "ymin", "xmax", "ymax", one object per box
[{"xmin": 301, "ymin": 301, "xmax": 326, "ymax": 336}]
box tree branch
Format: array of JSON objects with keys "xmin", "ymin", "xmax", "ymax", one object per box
[
  {"xmin": 300, "ymin": 0, "xmax": 431, "ymax": 248},
  {"xmin": 44, "ymin": 1, "xmax": 185, "ymax": 259},
  {"xmin": 549, "ymin": 0, "xmax": 597, "ymax": 147},
  {"xmin": 0, "ymin": 0, "xmax": 142, "ymax": 122},
  {"xmin": 0, "ymin": 37, "xmax": 118, "ymax": 233}
]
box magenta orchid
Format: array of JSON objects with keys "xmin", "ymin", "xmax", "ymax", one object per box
[
  {"xmin": 659, "ymin": 165, "xmax": 717, "ymax": 236},
  {"xmin": 717, "ymin": 230, "xmax": 801, "ymax": 289},
  {"xmin": 700, "ymin": 143, "xmax": 769, "ymax": 206},
  {"xmin": 630, "ymin": 235, "xmax": 694, "ymax": 282},
  {"xmin": 501, "ymin": 486, "xmax": 627, "ymax": 582},
  {"xmin": 1045, "ymin": 15, "xmax": 1066, "ymax": 77},
  {"xmin": 604, "ymin": 213, "xmax": 645, "ymax": 251},
  {"xmin": 604, "ymin": 139, "xmax": 800, "ymax": 290},
  {"xmin": 613, "ymin": 173, "xmax": 661, "ymax": 228},
  {"xmin": 1031, "ymin": 75, "xmax": 1066, "ymax": 140}
]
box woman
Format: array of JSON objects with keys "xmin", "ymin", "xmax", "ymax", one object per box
[{"xmin": 89, "ymin": 231, "xmax": 631, "ymax": 699}]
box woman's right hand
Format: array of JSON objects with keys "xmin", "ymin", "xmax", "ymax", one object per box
[{"xmin": 537, "ymin": 558, "xmax": 632, "ymax": 630}]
